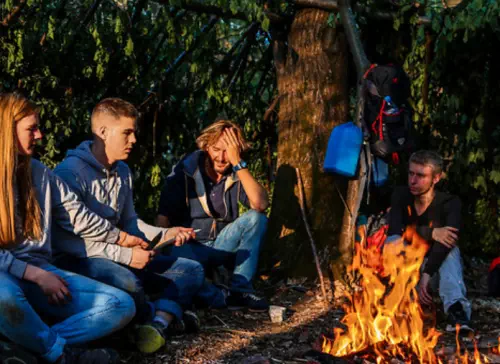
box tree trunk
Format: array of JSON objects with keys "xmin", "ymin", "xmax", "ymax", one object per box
[{"xmin": 265, "ymin": 8, "xmax": 349, "ymax": 278}]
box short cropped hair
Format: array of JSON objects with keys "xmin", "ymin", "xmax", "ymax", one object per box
[
  {"xmin": 409, "ymin": 150, "xmax": 443, "ymax": 175},
  {"xmin": 196, "ymin": 118, "xmax": 250, "ymax": 152},
  {"xmin": 91, "ymin": 98, "xmax": 138, "ymax": 122}
]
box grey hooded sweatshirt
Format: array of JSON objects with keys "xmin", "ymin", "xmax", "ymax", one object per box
[
  {"xmin": 0, "ymin": 159, "xmax": 120, "ymax": 279},
  {"xmin": 52, "ymin": 141, "xmax": 169, "ymax": 265}
]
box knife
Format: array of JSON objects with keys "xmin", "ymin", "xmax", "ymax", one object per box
[{"xmin": 147, "ymin": 229, "xmax": 201, "ymax": 251}]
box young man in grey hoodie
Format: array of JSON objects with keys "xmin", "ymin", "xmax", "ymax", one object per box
[{"xmin": 52, "ymin": 98, "xmax": 205, "ymax": 354}]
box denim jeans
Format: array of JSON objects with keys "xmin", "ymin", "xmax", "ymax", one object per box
[
  {"xmin": 424, "ymin": 247, "xmax": 471, "ymax": 319},
  {"xmin": 55, "ymin": 255, "xmax": 204, "ymax": 322},
  {"xmin": 167, "ymin": 210, "xmax": 268, "ymax": 307},
  {"xmin": 386, "ymin": 236, "xmax": 471, "ymax": 319},
  {"xmin": 0, "ymin": 264, "xmax": 135, "ymax": 363}
]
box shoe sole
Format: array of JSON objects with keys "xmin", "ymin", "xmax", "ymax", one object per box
[
  {"xmin": 135, "ymin": 325, "xmax": 166, "ymax": 354},
  {"xmin": 446, "ymin": 324, "xmax": 474, "ymax": 333},
  {"xmin": 183, "ymin": 311, "xmax": 201, "ymax": 333},
  {"xmin": 0, "ymin": 341, "xmax": 37, "ymax": 364},
  {"xmin": 227, "ymin": 305, "xmax": 268, "ymax": 313}
]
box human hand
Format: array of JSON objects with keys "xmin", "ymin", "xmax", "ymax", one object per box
[
  {"xmin": 130, "ymin": 246, "xmax": 155, "ymax": 269},
  {"xmin": 418, "ymin": 272, "xmax": 433, "ymax": 306},
  {"xmin": 164, "ymin": 227, "xmax": 196, "ymax": 247},
  {"xmin": 34, "ymin": 268, "xmax": 72, "ymax": 305},
  {"xmin": 221, "ymin": 128, "xmax": 241, "ymax": 166},
  {"xmin": 431, "ymin": 227, "xmax": 459, "ymax": 248},
  {"xmin": 118, "ymin": 231, "xmax": 149, "ymax": 249}
]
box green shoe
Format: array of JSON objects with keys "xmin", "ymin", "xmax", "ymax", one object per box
[{"xmin": 135, "ymin": 321, "xmax": 166, "ymax": 354}]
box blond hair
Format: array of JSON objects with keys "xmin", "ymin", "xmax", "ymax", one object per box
[
  {"xmin": 91, "ymin": 98, "xmax": 138, "ymax": 134},
  {"xmin": 196, "ymin": 119, "xmax": 250, "ymax": 152},
  {"xmin": 0, "ymin": 93, "xmax": 42, "ymax": 248}
]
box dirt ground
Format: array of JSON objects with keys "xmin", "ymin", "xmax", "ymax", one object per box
[{"xmin": 102, "ymin": 256, "xmax": 500, "ymax": 364}]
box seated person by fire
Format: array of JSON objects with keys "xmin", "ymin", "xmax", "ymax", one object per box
[{"xmin": 322, "ymin": 150, "xmax": 474, "ymax": 363}]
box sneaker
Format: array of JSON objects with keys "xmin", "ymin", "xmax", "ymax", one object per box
[
  {"xmin": 445, "ymin": 302, "xmax": 474, "ymax": 334},
  {"xmin": 226, "ymin": 292, "xmax": 269, "ymax": 312},
  {"xmin": 183, "ymin": 310, "xmax": 201, "ymax": 333},
  {"xmin": 59, "ymin": 347, "xmax": 119, "ymax": 364},
  {"xmin": 0, "ymin": 340, "xmax": 37, "ymax": 364},
  {"xmin": 207, "ymin": 284, "xmax": 229, "ymax": 309},
  {"xmin": 167, "ymin": 311, "xmax": 201, "ymax": 336},
  {"xmin": 135, "ymin": 321, "xmax": 166, "ymax": 354}
]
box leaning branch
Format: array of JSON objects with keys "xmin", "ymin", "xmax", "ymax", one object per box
[
  {"xmin": 225, "ymin": 24, "xmax": 258, "ymax": 88},
  {"xmin": 161, "ymin": 16, "xmax": 218, "ymax": 80},
  {"xmin": 338, "ymin": 0, "xmax": 370, "ymax": 79},
  {"xmin": 296, "ymin": 168, "xmax": 329, "ymax": 304},
  {"xmin": 157, "ymin": 0, "xmax": 287, "ymax": 24},
  {"xmin": 131, "ymin": 0, "xmax": 149, "ymax": 25},
  {"xmin": 142, "ymin": 9, "xmax": 186, "ymax": 76},
  {"xmin": 140, "ymin": 15, "xmax": 219, "ymax": 109},
  {"xmin": 291, "ymin": 0, "xmax": 431, "ymax": 24},
  {"xmin": 1, "ymin": 0, "xmax": 27, "ymax": 28}
]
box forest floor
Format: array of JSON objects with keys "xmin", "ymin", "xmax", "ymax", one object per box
[{"xmin": 102, "ymin": 256, "xmax": 500, "ymax": 364}]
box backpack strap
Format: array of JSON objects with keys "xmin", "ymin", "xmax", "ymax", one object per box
[
  {"xmin": 363, "ymin": 63, "xmax": 378, "ymax": 79},
  {"xmin": 371, "ymin": 98, "xmax": 386, "ymax": 141},
  {"xmin": 392, "ymin": 152, "xmax": 400, "ymax": 164}
]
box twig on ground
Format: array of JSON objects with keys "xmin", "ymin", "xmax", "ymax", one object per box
[
  {"xmin": 296, "ymin": 168, "xmax": 329, "ymax": 304},
  {"xmin": 213, "ymin": 314, "xmax": 229, "ymax": 328},
  {"xmin": 203, "ymin": 326, "xmax": 256, "ymax": 336}
]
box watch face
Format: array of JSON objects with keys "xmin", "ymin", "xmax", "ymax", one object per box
[{"xmin": 240, "ymin": 160, "xmax": 248, "ymax": 168}]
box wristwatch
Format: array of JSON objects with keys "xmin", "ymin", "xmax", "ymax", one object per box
[{"xmin": 233, "ymin": 159, "xmax": 248, "ymax": 172}]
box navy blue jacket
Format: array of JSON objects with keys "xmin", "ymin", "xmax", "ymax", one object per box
[{"xmin": 158, "ymin": 151, "xmax": 249, "ymax": 243}]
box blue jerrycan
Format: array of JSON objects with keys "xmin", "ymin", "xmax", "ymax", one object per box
[
  {"xmin": 323, "ymin": 121, "xmax": 362, "ymax": 177},
  {"xmin": 372, "ymin": 157, "xmax": 389, "ymax": 186}
]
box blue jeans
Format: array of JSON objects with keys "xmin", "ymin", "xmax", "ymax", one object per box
[
  {"xmin": 0, "ymin": 264, "xmax": 135, "ymax": 363},
  {"xmin": 168, "ymin": 210, "xmax": 268, "ymax": 307},
  {"xmin": 386, "ymin": 236, "xmax": 471, "ymax": 319},
  {"xmin": 55, "ymin": 255, "xmax": 204, "ymax": 322},
  {"xmin": 424, "ymin": 247, "xmax": 472, "ymax": 319}
]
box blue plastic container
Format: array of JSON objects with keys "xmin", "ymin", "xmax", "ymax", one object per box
[
  {"xmin": 372, "ymin": 157, "xmax": 389, "ymax": 186},
  {"xmin": 323, "ymin": 121, "xmax": 362, "ymax": 177}
]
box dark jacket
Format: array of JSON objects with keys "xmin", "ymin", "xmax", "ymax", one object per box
[
  {"xmin": 158, "ymin": 151, "xmax": 249, "ymax": 243},
  {"xmin": 388, "ymin": 186, "xmax": 462, "ymax": 275}
]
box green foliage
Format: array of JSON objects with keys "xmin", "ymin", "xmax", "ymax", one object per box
[
  {"xmin": 0, "ymin": 0, "xmax": 274, "ymax": 224},
  {"xmin": 365, "ymin": 0, "xmax": 500, "ymax": 255},
  {"xmin": 2, "ymin": 0, "xmax": 498, "ymax": 257}
]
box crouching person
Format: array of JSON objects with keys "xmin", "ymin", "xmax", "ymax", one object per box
[
  {"xmin": 52, "ymin": 98, "xmax": 205, "ymax": 354},
  {"xmin": 0, "ymin": 93, "xmax": 136, "ymax": 363}
]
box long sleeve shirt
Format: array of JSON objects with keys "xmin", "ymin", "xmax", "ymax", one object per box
[{"xmin": 387, "ymin": 186, "xmax": 462, "ymax": 275}]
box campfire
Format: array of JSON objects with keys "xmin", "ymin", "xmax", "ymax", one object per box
[{"xmin": 321, "ymin": 225, "xmax": 498, "ymax": 363}]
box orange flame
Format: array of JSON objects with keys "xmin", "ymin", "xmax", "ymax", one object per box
[
  {"xmin": 323, "ymin": 226, "xmax": 438, "ymax": 361},
  {"xmin": 322, "ymin": 225, "xmax": 491, "ymax": 363}
]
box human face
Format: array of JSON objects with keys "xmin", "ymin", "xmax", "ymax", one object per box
[
  {"xmin": 103, "ymin": 116, "xmax": 137, "ymax": 163},
  {"xmin": 207, "ymin": 136, "xmax": 231, "ymax": 175},
  {"xmin": 408, "ymin": 162, "xmax": 440, "ymax": 196},
  {"xmin": 16, "ymin": 114, "xmax": 42, "ymax": 156}
]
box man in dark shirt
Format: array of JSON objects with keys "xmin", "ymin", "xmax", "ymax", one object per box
[
  {"xmin": 387, "ymin": 150, "xmax": 472, "ymax": 332},
  {"xmin": 156, "ymin": 118, "xmax": 270, "ymax": 312}
]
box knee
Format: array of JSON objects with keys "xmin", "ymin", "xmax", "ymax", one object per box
[
  {"xmin": 108, "ymin": 289, "xmax": 136, "ymax": 327},
  {"xmin": 121, "ymin": 275, "xmax": 144, "ymax": 296},
  {"xmin": 185, "ymin": 261, "xmax": 206, "ymax": 291},
  {"xmin": 0, "ymin": 282, "xmax": 25, "ymax": 327},
  {"xmin": 242, "ymin": 210, "xmax": 268, "ymax": 229}
]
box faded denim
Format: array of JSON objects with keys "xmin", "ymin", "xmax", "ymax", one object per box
[
  {"xmin": 0, "ymin": 265, "xmax": 135, "ymax": 363},
  {"xmin": 55, "ymin": 255, "xmax": 204, "ymax": 321},
  {"xmin": 168, "ymin": 210, "xmax": 268, "ymax": 307}
]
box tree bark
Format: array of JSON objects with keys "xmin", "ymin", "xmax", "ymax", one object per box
[{"xmin": 265, "ymin": 8, "xmax": 348, "ymax": 277}]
